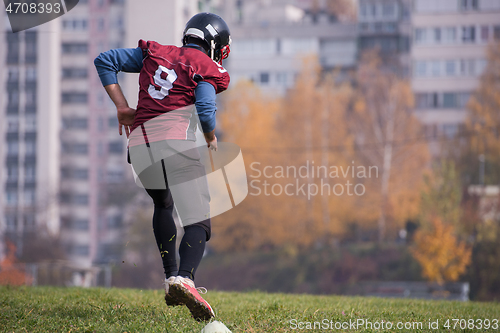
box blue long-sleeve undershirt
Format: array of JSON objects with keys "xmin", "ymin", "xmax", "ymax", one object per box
[{"xmin": 94, "ymin": 47, "xmax": 217, "ymax": 133}]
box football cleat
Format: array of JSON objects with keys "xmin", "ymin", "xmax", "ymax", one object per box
[
  {"xmin": 164, "ymin": 276, "xmax": 184, "ymax": 306},
  {"xmin": 169, "ymin": 276, "xmax": 215, "ymax": 321}
]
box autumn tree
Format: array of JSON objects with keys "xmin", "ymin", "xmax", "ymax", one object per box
[
  {"xmin": 459, "ymin": 42, "xmax": 500, "ymax": 185},
  {"xmin": 411, "ymin": 159, "xmax": 472, "ymax": 284},
  {"xmin": 349, "ymin": 51, "xmax": 429, "ymax": 242},
  {"xmin": 419, "ymin": 160, "xmax": 463, "ymax": 232},
  {"xmin": 447, "ymin": 41, "xmax": 500, "ymax": 299},
  {"xmin": 213, "ymin": 79, "xmax": 290, "ymax": 251},
  {"xmin": 411, "ymin": 217, "xmax": 471, "ymax": 284},
  {"xmin": 214, "ymin": 57, "xmax": 356, "ymax": 251}
]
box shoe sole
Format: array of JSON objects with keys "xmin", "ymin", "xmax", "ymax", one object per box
[
  {"xmin": 169, "ymin": 284, "xmax": 214, "ymax": 321},
  {"xmin": 165, "ymin": 293, "xmax": 183, "ymax": 306}
]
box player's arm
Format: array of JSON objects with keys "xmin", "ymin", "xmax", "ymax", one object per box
[
  {"xmin": 94, "ymin": 47, "xmax": 144, "ymax": 136},
  {"xmin": 194, "ymin": 81, "xmax": 218, "ymax": 150}
]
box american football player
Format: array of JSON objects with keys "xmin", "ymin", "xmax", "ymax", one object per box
[{"xmin": 94, "ymin": 12, "xmax": 231, "ymax": 321}]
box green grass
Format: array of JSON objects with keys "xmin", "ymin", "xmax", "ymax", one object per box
[{"xmin": 1, "ymin": 286, "xmax": 499, "ymax": 332}]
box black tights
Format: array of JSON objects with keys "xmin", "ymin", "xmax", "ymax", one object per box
[{"xmin": 146, "ymin": 188, "xmax": 207, "ymax": 281}]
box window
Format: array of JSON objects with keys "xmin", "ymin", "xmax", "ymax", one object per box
[
  {"xmin": 62, "ymin": 19, "xmax": 88, "ymax": 31},
  {"xmin": 25, "ymin": 115, "xmax": 37, "ymax": 132},
  {"xmin": 414, "ymin": 28, "xmax": 427, "ymax": 44},
  {"xmin": 24, "ymin": 215, "xmax": 35, "ymax": 228},
  {"xmin": 25, "ymin": 165, "xmax": 36, "ymax": 182},
  {"xmin": 360, "ymin": 3, "xmax": 367, "ymax": 18},
  {"xmin": 8, "ymin": 68, "xmax": 19, "ymax": 82},
  {"xmin": 62, "ymin": 43, "xmax": 88, "ymax": 54},
  {"xmin": 7, "ymin": 140, "xmax": 19, "ymax": 156},
  {"xmin": 414, "ymin": 61, "xmax": 426, "ymax": 77},
  {"xmin": 62, "ymin": 68, "xmax": 88, "ymax": 79},
  {"xmin": 107, "ymin": 170, "xmax": 123, "ymax": 182},
  {"xmin": 5, "ymin": 215, "xmax": 17, "ymax": 231},
  {"xmin": 260, "ymin": 72, "xmax": 270, "ymax": 84},
  {"xmin": 445, "ymin": 60, "xmax": 456, "ymax": 76},
  {"xmin": 62, "ymin": 143, "xmax": 88, "ymax": 154},
  {"xmin": 73, "ymin": 143, "xmax": 88, "ymax": 154},
  {"xmin": 97, "ymin": 117, "xmax": 104, "ymax": 130},
  {"xmin": 442, "ymin": 124, "xmax": 459, "ymax": 138},
  {"xmin": 24, "ymin": 190, "xmax": 35, "ymax": 206},
  {"xmin": 414, "ymin": 92, "xmax": 439, "ymax": 109},
  {"xmin": 431, "ymin": 92, "xmax": 439, "ymax": 108},
  {"xmin": 8, "ymin": 89, "xmax": 19, "ymax": 106},
  {"xmin": 385, "ymin": 23, "xmax": 396, "ymax": 33},
  {"xmin": 25, "ymin": 140, "xmax": 37, "ymax": 156},
  {"xmin": 74, "ymin": 194, "xmax": 89, "ymax": 205},
  {"xmin": 25, "ymin": 67, "xmax": 37, "ymax": 82},
  {"xmin": 72, "ymin": 245, "xmax": 89, "ymax": 256},
  {"xmin": 26, "ymin": 88, "xmax": 36, "ymax": 107},
  {"xmin": 433, "ymin": 28, "xmax": 441, "ymax": 43},
  {"xmin": 97, "ymin": 18, "xmax": 105, "ymax": 31},
  {"xmin": 458, "ymin": 92, "xmax": 471, "ymax": 107},
  {"xmin": 63, "ymin": 117, "xmax": 88, "ymax": 129},
  {"xmin": 25, "ymin": 32, "xmax": 37, "ymax": 64},
  {"xmin": 7, "ymin": 117, "xmax": 19, "ymax": 132},
  {"xmin": 6, "ymin": 190, "xmax": 18, "ymax": 206},
  {"xmin": 442, "ymin": 93, "xmax": 457, "ymax": 108},
  {"xmin": 7, "ymin": 33, "xmax": 20, "ymax": 64},
  {"xmin": 382, "ymin": 3, "xmax": 395, "ymax": 17},
  {"xmin": 62, "ymin": 92, "xmax": 88, "ymax": 104},
  {"xmin": 460, "ymin": 0, "xmax": 478, "ymax": 10},
  {"xmin": 442, "ymin": 27, "xmax": 456, "ymax": 43},
  {"xmin": 462, "ymin": 26, "xmax": 476, "ymax": 43},
  {"xmin": 108, "ymin": 117, "xmax": 118, "ymax": 127},
  {"xmin": 476, "ymin": 59, "xmax": 487, "ymax": 76},
  {"xmin": 7, "ymin": 166, "xmax": 18, "ymax": 182},
  {"xmin": 430, "ymin": 60, "xmax": 441, "ymax": 76},
  {"xmin": 108, "ymin": 215, "xmax": 122, "ymax": 228},
  {"xmin": 109, "ymin": 141, "xmax": 124, "ymax": 154},
  {"xmin": 415, "ymin": 93, "xmax": 429, "ymax": 109},
  {"xmin": 276, "ymin": 72, "xmax": 289, "ymax": 86},
  {"xmin": 74, "ymin": 168, "xmax": 89, "ymax": 180},
  {"xmin": 461, "ymin": 59, "xmax": 476, "ymax": 76},
  {"xmin": 494, "ymin": 26, "xmax": 500, "ymax": 40},
  {"xmin": 480, "ymin": 26, "xmax": 490, "ymax": 42},
  {"xmin": 73, "ymin": 219, "xmax": 89, "ymax": 230}
]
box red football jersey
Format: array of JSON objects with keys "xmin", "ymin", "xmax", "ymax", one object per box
[{"xmin": 129, "ymin": 40, "xmax": 230, "ymax": 145}]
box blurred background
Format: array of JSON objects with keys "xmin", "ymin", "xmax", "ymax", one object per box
[{"xmin": 0, "ymin": 0, "xmax": 499, "ymax": 302}]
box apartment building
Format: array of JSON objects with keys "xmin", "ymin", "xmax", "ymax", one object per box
[
  {"xmin": 411, "ymin": 0, "xmax": 500, "ymax": 137},
  {"xmin": 0, "ymin": 14, "xmax": 61, "ymax": 260},
  {"xmin": 1, "ymin": 0, "xmax": 198, "ymax": 268},
  {"xmin": 358, "ymin": 0, "xmax": 412, "ymax": 76},
  {"xmin": 217, "ymin": 0, "xmax": 358, "ymax": 94}
]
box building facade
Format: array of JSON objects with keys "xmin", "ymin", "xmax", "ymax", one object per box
[
  {"xmin": 358, "ymin": 0, "xmax": 412, "ymax": 76},
  {"xmin": 1, "ymin": 0, "xmax": 198, "ymax": 269},
  {"xmin": 411, "ymin": 0, "xmax": 500, "ymax": 138},
  {"xmin": 216, "ymin": 0, "xmax": 358, "ymax": 94},
  {"xmin": 1, "ymin": 14, "xmax": 61, "ymax": 260}
]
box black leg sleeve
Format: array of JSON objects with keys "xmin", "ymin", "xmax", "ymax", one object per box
[{"xmin": 178, "ymin": 225, "xmax": 207, "ymax": 281}]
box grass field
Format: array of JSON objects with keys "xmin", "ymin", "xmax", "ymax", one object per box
[{"xmin": 1, "ymin": 286, "xmax": 499, "ymax": 332}]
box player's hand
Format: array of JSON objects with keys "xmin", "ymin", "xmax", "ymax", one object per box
[
  {"xmin": 206, "ymin": 135, "xmax": 218, "ymax": 151},
  {"xmin": 117, "ymin": 106, "xmax": 136, "ymax": 137}
]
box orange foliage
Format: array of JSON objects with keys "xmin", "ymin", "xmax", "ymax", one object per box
[
  {"xmin": 349, "ymin": 51, "xmax": 429, "ymax": 239},
  {"xmin": 411, "ymin": 218, "xmax": 471, "ymax": 284},
  {"xmin": 0, "ymin": 241, "xmax": 32, "ymax": 286},
  {"xmin": 212, "ymin": 53, "xmax": 429, "ymax": 251}
]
